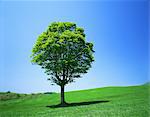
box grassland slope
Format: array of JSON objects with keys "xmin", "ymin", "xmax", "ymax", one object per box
[{"xmin": 0, "ymin": 84, "xmax": 149, "ymax": 117}]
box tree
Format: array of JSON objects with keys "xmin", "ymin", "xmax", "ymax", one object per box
[{"xmin": 31, "ymin": 22, "xmax": 94, "ymax": 105}]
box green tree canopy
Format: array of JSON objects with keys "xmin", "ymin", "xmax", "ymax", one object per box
[{"xmin": 31, "ymin": 22, "xmax": 94, "ymax": 105}]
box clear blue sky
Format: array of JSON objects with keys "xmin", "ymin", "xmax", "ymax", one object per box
[{"xmin": 0, "ymin": 0, "xmax": 149, "ymax": 93}]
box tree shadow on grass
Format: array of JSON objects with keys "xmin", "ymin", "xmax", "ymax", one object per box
[{"xmin": 46, "ymin": 100, "xmax": 110, "ymax": 108}]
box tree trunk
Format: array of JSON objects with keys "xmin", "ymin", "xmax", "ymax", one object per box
[{"xmin": 60, "ymin": 85, "xmax": 66, "ymax": 105}]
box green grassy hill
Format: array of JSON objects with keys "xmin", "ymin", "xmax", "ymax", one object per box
[{"xmin": 0, "ymin": 84, "xmax": 149, "ymax": 117}]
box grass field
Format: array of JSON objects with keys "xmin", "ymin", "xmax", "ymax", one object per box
[{"xmin": 0, "ymin": 83, "xmax": 149, "ymax": 117}]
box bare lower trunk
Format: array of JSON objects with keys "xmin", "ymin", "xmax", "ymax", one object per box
[{"xmin": 60, "ymin": 85, "xmax": 66, "ymax": 105}]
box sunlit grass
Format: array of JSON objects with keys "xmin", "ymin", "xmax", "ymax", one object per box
[{"xmin": 0, "ymin": 84, "xmax": 149, "ymax": 117}]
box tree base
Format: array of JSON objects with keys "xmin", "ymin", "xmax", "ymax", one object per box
[{"xmin": 59, "ymin": 102, "xmax": 68, "ymax": 107}]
